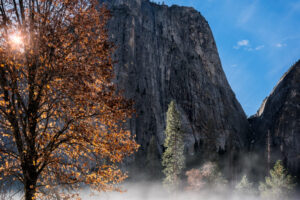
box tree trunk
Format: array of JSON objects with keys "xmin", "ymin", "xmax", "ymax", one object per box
[
  {"xmin": 25, "ymin": 180, "xmax": 36, "ymax": 200},
  {"xmin": 23, "ymin": 163, "xmax": 38, "ymax": 200}
]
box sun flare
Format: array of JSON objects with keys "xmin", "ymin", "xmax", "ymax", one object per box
[{"xmin": 9, "ymin": 33, "xmax": 23, "ymax": 46}]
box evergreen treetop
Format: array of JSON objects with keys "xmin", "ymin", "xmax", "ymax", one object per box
[
  {"xmin": 235, "ymin": 175, "xmax": 255, "ymax": 194},
  {"xmin": 259, "ymin": 160, "xmax": 296, "ymax": 200}
]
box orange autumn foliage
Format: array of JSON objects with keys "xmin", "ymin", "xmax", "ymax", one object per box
[{"xmin": 0, "ymin": 0, "xmax": 139, "ymax": 199}]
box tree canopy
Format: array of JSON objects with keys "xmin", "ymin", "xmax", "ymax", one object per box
[{"xmin": 0, "ymin": 0, "xmax": 138, "ymax": 199}]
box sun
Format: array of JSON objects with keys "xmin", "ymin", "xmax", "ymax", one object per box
[{"xmin": 9, "ymin": 33, "xmax": 23, "ymax": 46}]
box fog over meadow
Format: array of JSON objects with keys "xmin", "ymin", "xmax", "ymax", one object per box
[
  {"xmin": 78, "ymin": 182, "xmax": 277, "ymax": 200},
  {"xmin": 4, "ymin": 180, "xmax": 299, "ymax": 200},
  {"xmin": 78, "ymin": 181, "xmax": 298, "ymax": 200}
]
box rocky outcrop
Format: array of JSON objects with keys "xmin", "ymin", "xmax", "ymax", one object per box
[
  {"xmin": 100, "ymin": 0, "xmax": 251, "ymax": 174},
  {"xmin": 249, "ymin": 60, "xmax": 300, "ymax": 179}
]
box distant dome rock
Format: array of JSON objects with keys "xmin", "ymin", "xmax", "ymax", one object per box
[{"xmin": 249, "ymin": 60, "xmax": 300, "ymax": 180}]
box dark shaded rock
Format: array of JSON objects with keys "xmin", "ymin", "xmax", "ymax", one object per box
[
  {"xmin": 101, "ymin": 0, "xmax": 251, "ymax": 176},
  {"xmin": 249, "ymin": 60, "xmax": 300, "ymax": 180}
]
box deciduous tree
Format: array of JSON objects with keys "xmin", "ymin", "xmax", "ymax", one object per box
[
  {"xmin": 185, "ymin": 162, "xmax": 227, "ymax": 192},
  {"xmin": 0, "ymin": 0, "xmax": 138, "ymax": 199},
  {"xmin": 185, "ymin": 168, "xmax": 204, "ymax": 191}
]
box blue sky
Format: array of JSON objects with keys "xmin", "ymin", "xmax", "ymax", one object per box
[{"xmin": 153, "ymin": 0, "xmax": 300, "ymax": 116}]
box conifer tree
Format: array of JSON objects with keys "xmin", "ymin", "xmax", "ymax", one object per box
[
  {"xmin": 259, "ymin": 160, "xmax": 296, "ymax": 200},
  {"xmin": 162, "ymin": 101, "xmax": 185, "ymax": 190},
  {"xmin": 235, "ymin": 175, "xmax": 254, "ymax": 195}
]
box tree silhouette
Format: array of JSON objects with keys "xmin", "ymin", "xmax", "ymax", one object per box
[{"xmin": 0, "ymin": 0, "xmax": 138, "ymax": 199}]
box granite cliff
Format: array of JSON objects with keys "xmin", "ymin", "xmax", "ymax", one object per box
[
  {"xmin": 100, "ymin": 0, "xmax": 251, "ymax": 176},
  {"xmin": 249, "ymin": 61, "xmax": 300, "ymax": 180}
]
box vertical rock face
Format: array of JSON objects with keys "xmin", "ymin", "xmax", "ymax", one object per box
[
  {"xmin": 249, "ymin": 61, "xmax": 300, "ymax": 178},
  {"xmin": 101, "ymin": 0, "xmax": 250, "ymax": 170}
]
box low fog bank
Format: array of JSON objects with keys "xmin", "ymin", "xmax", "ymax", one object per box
[
  {"xmin": 79, "ymin": 182, "xmax": 298, "ymax": 200},
  {"xmin": 4, "ymin": 181, "xmax": 299, "ymax": 200}
]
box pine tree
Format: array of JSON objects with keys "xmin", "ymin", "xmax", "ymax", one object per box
[
  {"xmin": 259, "ymin": 160, "xmax": 296, "ymax": 200},
  {"xmin": 235, "ymin": 175, "xmax": 254, "ymax": 195},
  {"xmin": 162, "ymin": 101, "xmax": 185, "ymax": 190}
]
